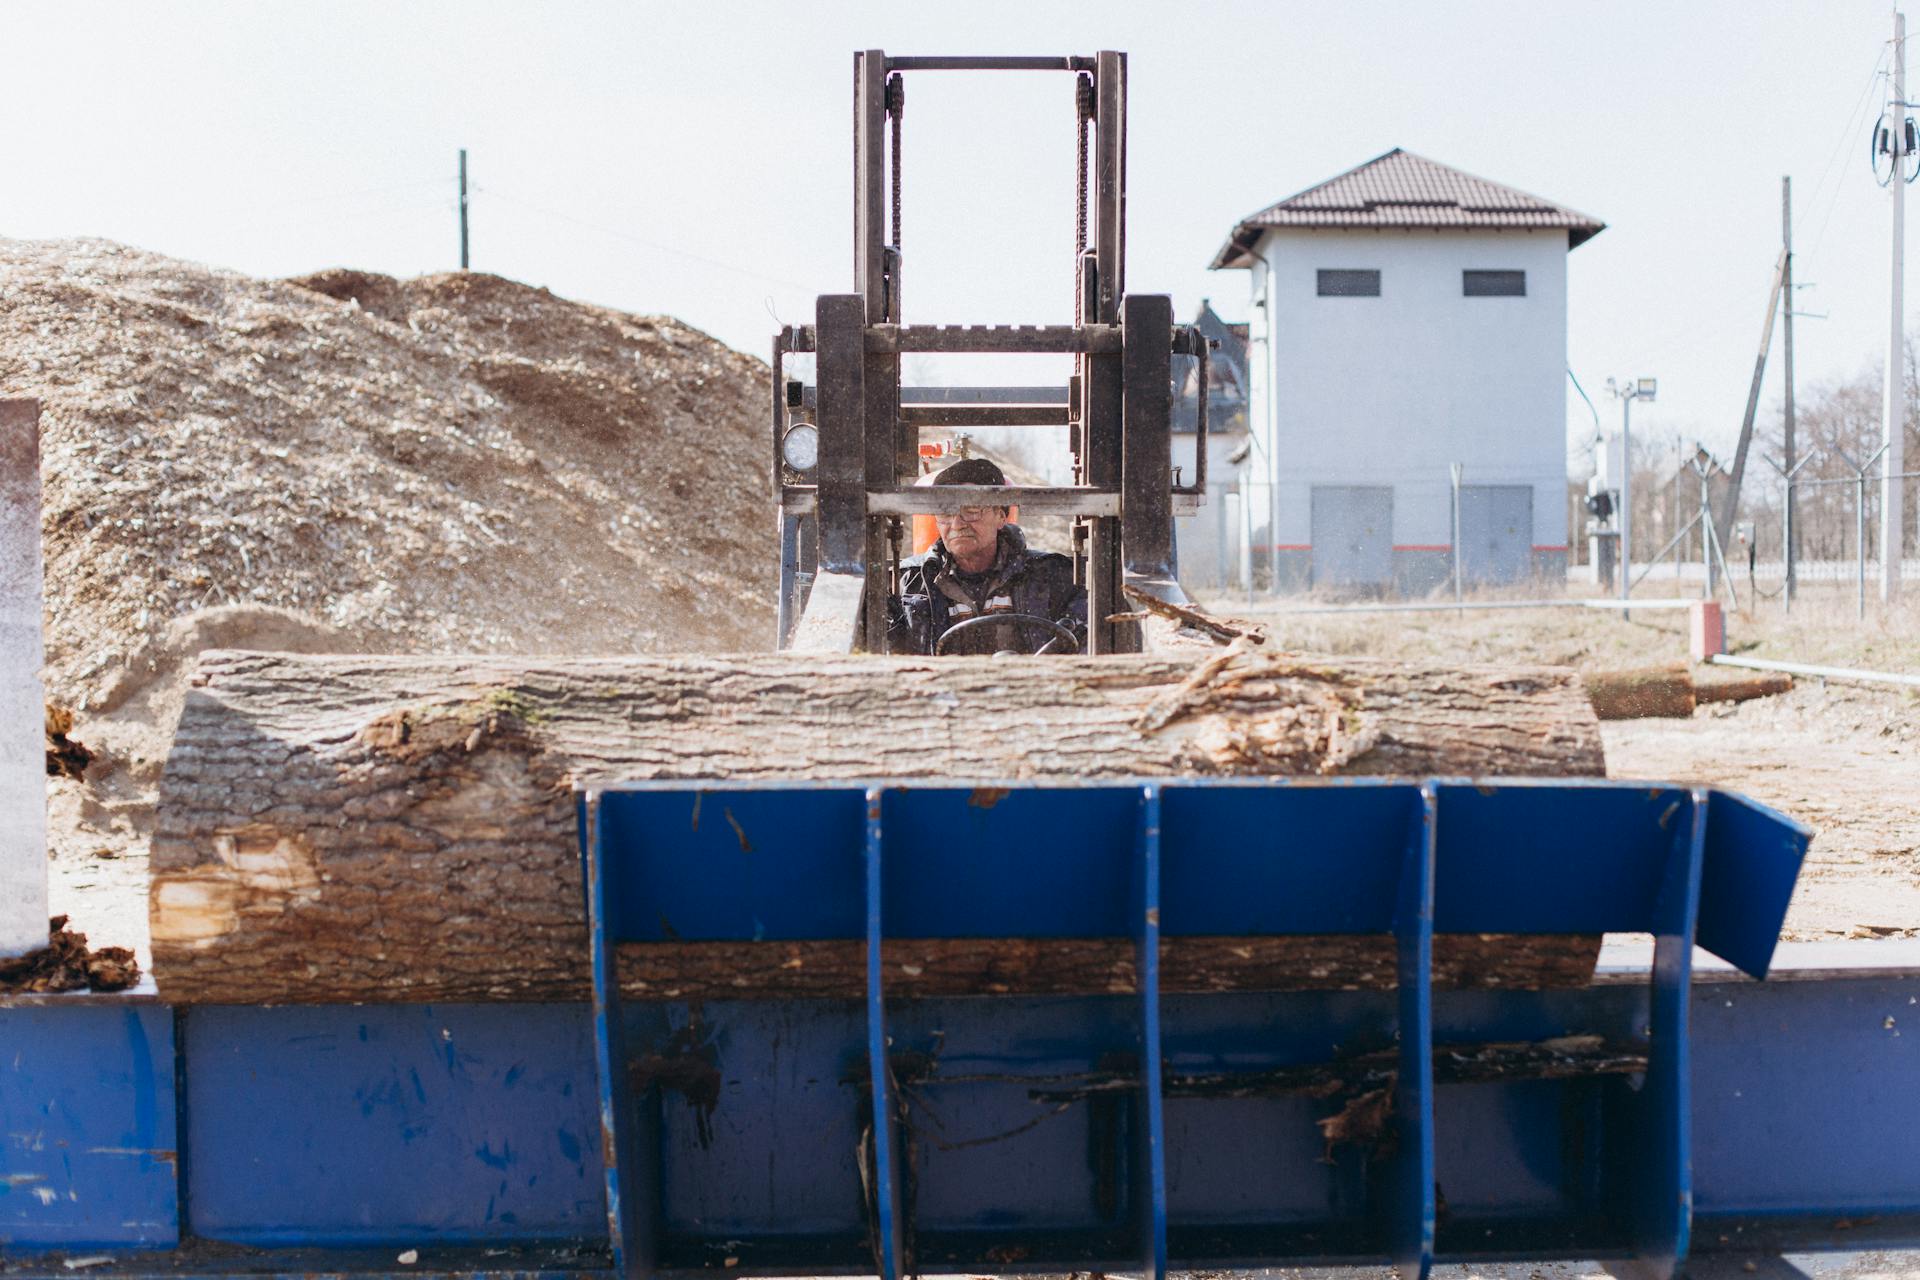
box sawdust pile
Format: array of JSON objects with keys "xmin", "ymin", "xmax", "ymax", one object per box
[
  {"xmin": 5, "ymin": 238, "xmax": 774, "ymax": 703},
  {"xmin": 2, "ymin": 238, "xmax": 777, "ymax": 958}
]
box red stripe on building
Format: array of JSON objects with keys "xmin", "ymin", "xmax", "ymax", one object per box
[
  {"xmin": 1531, "ymin": 544, "xmax": 1567, "ymax": 552},
  {"xmin": 1393, "ymin": 544, "xmax": 1452, "ymax": 552},
  {"xmin": 1270, "ymin": 544, "xmax": 1312, "ymax": 551}
]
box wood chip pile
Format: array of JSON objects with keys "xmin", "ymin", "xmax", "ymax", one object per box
[
  {"xmin": 2, "ymin": 238, "xmax": 776, "ymax": 715},
  {"xmin": 3, "ymin": 238, "xmax": 776, "ymax": 936}
]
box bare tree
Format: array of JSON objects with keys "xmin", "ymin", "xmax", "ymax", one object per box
[{"xmin": 1751, "ymin": 349, "xmax": 1920, "ymax": 563}]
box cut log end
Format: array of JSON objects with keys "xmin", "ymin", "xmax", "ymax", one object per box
[{"xmin": 1585, "ymin": 664, "xmax": 1696, "ymax": 720}]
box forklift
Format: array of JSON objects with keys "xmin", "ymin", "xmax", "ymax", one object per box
[{"xmin": 769, "ymin": 51, "xmax": 1210, "ymax": 655}]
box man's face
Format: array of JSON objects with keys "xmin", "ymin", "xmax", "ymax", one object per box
[{"xmin": 935, "ymin": 504, "xmax": 1009, "ymax": 558}]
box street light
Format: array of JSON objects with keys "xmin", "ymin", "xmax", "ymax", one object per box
[{"xmin": 1605, "ymin": 376, "xmax": 1656, "ymax": 614}]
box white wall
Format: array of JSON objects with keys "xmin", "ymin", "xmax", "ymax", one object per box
[
  {"xmin": 1172, "ymin": 431, "xmax": 1250, "ymax": 589},
  {"xmin": 1252, "ymin": 228, "xmax": 1571, "ymax": 555}
]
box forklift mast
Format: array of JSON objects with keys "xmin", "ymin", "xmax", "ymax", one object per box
[{"xmin": 772, "ymin": 52, "xmax": 1209, "ymax": 655}]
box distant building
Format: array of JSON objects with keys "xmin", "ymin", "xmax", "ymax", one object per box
[
  {"xmin": 1210, "ymin": 149, "xmax": 1603, "ymax": 592},
  {"xmin": 1172, "ymin": 301, "xmax": 1251, "ymax": 590}
]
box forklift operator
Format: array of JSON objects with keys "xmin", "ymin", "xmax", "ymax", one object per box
[{"xmin": 886, "ymin": 458, "xmax": 1087, "ymax": 656}]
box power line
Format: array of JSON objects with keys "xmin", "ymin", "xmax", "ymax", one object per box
[
  {"xmin": 231, "ymin": 175, "xmax": 459, "ymax": 217},
  {"xmin": 1802, "ymin": 50, "xmax": 1892, "ymax": 267},
  {"xmin": 474, "ymin": 185, "xmax": 814, "ymax": 292},
  {"xmin": 303, "ymin": 196, "xmax": 458, "ymax": 226},
  {"xmin": 235, "ymin": 195, "xmax": 455, "ymax": 232},
  {"xmin": 1798, "ymin": 46, "xmax": 1889, "ymax": 240}
]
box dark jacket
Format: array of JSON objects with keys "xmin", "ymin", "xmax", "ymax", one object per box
[{"xmin": 887, "ymin": 525, "xmax": 1087, "ymax": 655}]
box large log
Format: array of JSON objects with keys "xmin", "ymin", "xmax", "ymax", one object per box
[{"xmin": 151, "ymin": 649, "xmax": 1606, "ymax": 1004}]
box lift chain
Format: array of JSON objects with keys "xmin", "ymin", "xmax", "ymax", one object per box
[
  {"xmin": 886, "ymin": 73, "xmax": 903, "ymax": 259},
  {"xmin": 1071, "ymin": 68, "xmax": 1095, "ymax": 496},
  {"xmin": 1074, "ymin": 71, "xmax": 1093, "ymax": 324}
]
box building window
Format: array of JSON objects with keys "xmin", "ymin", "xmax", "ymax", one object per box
[
  {"xmin": 1463, "ymin": 269, "xmax": 1526, "ymax": 297},
  {"xmin": 1316, "ymin": 269, "xmax": 1380, "ymax": 297}
]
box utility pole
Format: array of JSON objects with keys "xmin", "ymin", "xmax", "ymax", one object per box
[
  {"xmin": 1884, "ymin": 12, "xmax": 1908, "ymax": 602},
  {"xmin": 1716, "ymin": 244, "xmax": 1786, "ymax": 557},
  {"xmin": 1782, "ymin": 175, "xmax": 1799, "ymax": 601},
  {"xmin": 1620, "ymin": 391, "xmax": 1632, "ymax": 613},
  {"xmin": 1608, "ymin": 377, "xmax": 1656, "ymax": 614},
  {"xmin": 459, "ymin": 148, "xmax": 471, "ymax": 272}
]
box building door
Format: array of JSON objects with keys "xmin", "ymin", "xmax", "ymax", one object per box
[
  {"xmin": 1311, "ymin": 486, "xmax": 1393, "ymax": 588},
  {"xmin": 1458, "ymin": 485, "xmax": 1533, "ymax": 583}
]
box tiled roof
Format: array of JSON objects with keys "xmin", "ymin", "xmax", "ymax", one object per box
[{"xmin": 1209, "ymin": 149, "xmax": 1604, "ymax": 269}]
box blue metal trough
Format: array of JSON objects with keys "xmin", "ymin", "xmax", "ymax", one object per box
[{"xmin": 3, "ymin": 778, "xmax": 1916, "ymax": 1280}]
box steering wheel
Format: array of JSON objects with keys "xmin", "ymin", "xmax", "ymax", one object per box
[{"xmin": 934, "ymin": 612, "xmax": 1081, "ymax": 656}]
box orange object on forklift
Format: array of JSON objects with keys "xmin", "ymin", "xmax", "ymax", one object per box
[
  {"xmin": 913, "ymin": 448, "xmax": 944, "ymax": 552},
  {"xmin": 912, "ymin": 515, "xmax": 940, "ymax": 554}
]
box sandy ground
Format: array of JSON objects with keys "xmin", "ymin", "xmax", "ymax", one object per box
[
  {"xmin": 1205, "ymin": 582, "xmax": 1920, "ymax": 943},
  {"xmin": 1606, "ymin": 681, "xmax": 1920, "ymax": 939}
]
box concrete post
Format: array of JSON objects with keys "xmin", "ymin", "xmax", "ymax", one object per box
[
  {"xmin": 0, "ymin": 400, "xmax": 47, "ymax": 959},
  {"xmin": 1689, "ymin": 601, "xmax": 1726, "ymax": 662}
]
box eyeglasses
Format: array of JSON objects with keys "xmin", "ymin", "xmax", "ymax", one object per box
[{"xmin": 935, "ymin": 505, "xmax": 998, "ymax": 523}]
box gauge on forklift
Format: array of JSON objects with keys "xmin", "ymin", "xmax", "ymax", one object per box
[{"xmin": 781, "ymin": 422, "xmax": 820, "ymax": 472}]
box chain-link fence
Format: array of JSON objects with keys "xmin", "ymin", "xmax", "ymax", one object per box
[{"xmin": 1603, "ymin": 469, "xmax": 1920, "ymax": 613}]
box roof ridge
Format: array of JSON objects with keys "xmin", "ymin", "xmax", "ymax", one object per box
[
  {"xmin": 1209, "ymin": 149, "xmax": 1606, "ymax": 269},
  {"xmin": 1228, "ymin": 147, "xmax": 1407, "ymax": 223},
  {"xmin": 1387, "ymin": 148, "xmax": 1604, "ymax": 223}
]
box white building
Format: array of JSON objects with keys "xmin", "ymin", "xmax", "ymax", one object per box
[
  {"xmin": 1210, "ymin": 149, "xmax": 1604, "ymax": 593},
  {"xmin": 1171, "ymin": 302, "xmax": 1251, "ymax": 592}
]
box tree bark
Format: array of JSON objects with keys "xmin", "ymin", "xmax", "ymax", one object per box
[
  {"xmin": 1585, "ymin": 664, "xmax": 1794, "ymax": 720},
  {"xmin": 151, "ymin": 649, "xmax": 1605, "ymax": 1004}
]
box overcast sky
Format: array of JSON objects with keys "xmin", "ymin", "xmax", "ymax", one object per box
[{"xmin": 0, "ymin": 1, "xmax": 1905, "ymax": 468}]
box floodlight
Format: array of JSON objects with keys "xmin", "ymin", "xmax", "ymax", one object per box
[
  {"xmin": 1636, "ymin": 377, "xmax": 1658, "ymax": 401},
  {"xmin": 782, "ymin": 422, "xmax": 820, "ymax": 472}
]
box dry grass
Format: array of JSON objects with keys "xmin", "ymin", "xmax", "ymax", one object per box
[{"xmin": 1200, "ymin": 583, "xmax": 1920, "ymax": 678}]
